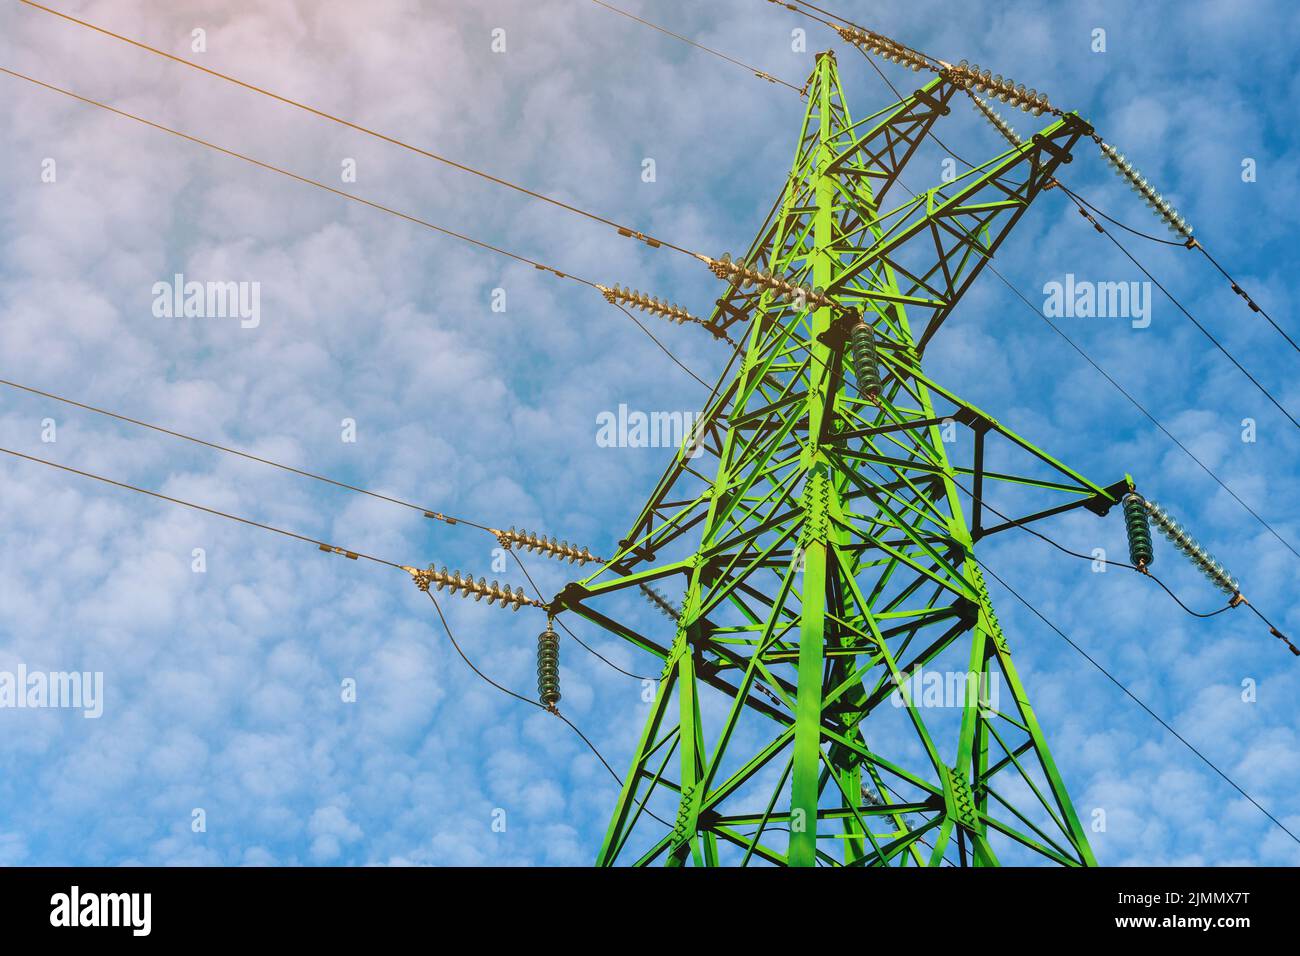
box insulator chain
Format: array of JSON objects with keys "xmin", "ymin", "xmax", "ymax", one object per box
[
  {"xmin": 1142, "ymin": 498, "xmax": 1241, "ymax": 596},
  {"xmin": 702, "ymin": 253, "xmax": 834, "ymax": 311},
  {"xmin": 638, "ymin": 582, "xmax": 681, "ymax": 621},
  {"xmin": 1098, "ymin": 143, "xmax": 1194, "ymax": 239},
  {"xmin": 945, "ymin": 61, "xmax": 1052, "ymax": 115},
  {"xmin": 970, "ymin": 93, "xmax": 1023, "ymax": 148},
  {"xmin": 491, "ymin": 530, "xmax": 685, "ymax": 625},
  {"xmin": 598, "ymin": 284, "xmax": 703, "ymax": 328},
  {"xmin": 495, "ymin": 527, "xmax": 601, "ymax": 565},
  {"xmin": 835, "ymin": 25, "xmax": 930, "ymax": 72},
  {"xmin": 488, "ymin": 529, "xmax": 687, "ymax": 625},
  {"xmin": 1121, "ymin": 493, "xmax": 1155, "ymax": 569},
  {"xmin": 404, "ymin": 565, "xmax": 543, "ymax": 611},
  {"xmin": 849, "ymin": 319, "xmax": 883, "ymax": 403},
  {"xmin": 537, "ymin": 621, "xmax": 561, "ymax": 711}
]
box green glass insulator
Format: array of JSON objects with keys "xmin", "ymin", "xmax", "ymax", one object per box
[
  {"xmin": 850, "ymin": 322, "xmax": 883, "ymax": 402},
  {"xmin": 537, "ymin": 626, "xmax": 561, "ymax": 709},
  {"xmin": 1122, "ymin": 494, "xmax": 1155, "ymax": 569}
]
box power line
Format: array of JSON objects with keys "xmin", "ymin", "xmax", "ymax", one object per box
[
  {"xmin": 975, "ymin": 557, "xmax": 1300, "ymax": 848},
  {"xmin": 768, "ymin": 0, "xmax": 1300, "ymax": 357},
  {"xmin": 0, "ymin": 374, "xmax": 680, "ymax": 642},
  {"xmin": 1194, "ymin": 240, "xmax": 1300, "ymax": 356},
  {"xmin": 17, "ymin": 2, "xmax": 749, "ymax": 383},
  {"xmin": 0, "ymin": 67, "xmax": 717, "ymax": 391},
  {"xmin": 423, "ymin": 587, "xmax": 669, "ymax": 824},
  {"xmin": 830, "ymin": 61, "xmax": 1300, "ymax": 567},
  {"xmin": 0, "ymin": 442, "xmax": 406, "ymax": 570},
  {"xmin": 0, "ymin": 376, "xmax": 497, "ymax": 532},
  {"xmin": 587, "ymin": 0, "xmax": 805, "ymax": 93},
  {"xmin": 17, "ymin": 0, "xmax": 704, "ymax": 262},
  {"xmin": 506, "ymin": 546, "xmax": 660, "ymax": 682},
  {"xmin": 0, "ymin": 372, "xmax": 743, "ymax": 667},
  {"xmin": 984, "ymin": 262, "xmax": 1300, "ymax": 565},
  {"xmin": 0, "ymin": 67, "xmax": 594, "ymax": 287},
  {"xmin": 945, "ymin": 475, "xmax": 1235, "ymax": 621},
  {"xmin": 1064, "ymin": 197, "xmax": 1300, "ymax": 430}
]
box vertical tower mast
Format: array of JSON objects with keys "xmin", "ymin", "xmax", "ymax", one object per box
[{"xmin": 560, "ymin": 52, "xmax": 1116, "ymax": 866}]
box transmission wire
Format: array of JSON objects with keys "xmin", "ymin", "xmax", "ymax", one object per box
[
  {"xmin": 587, "ymin": 0, "xmax": 804, "ymax": 93},
  {"xmin": 423, "ymin": 588, "xmax": 675, "ymax": 828},
  {"xmin": 1061, "ymin": 196, "xmax": 1300, "ymax": 429},
  {"xmin": 17, "ymin": 0, "xmax": 705, "ymax": 261},
  {"xmin": 974, "ymin": 557, "xmax": 1300, "ymax": 848},
  {"xmin": 0, "ymin": 443, "xmax": 406, "ymax": 569},
  {"xmin": 836, "ymin": 62, "xmax": 1300, "ymax": 566}
]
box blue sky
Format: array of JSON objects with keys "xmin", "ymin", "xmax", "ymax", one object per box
[{"xmin": 0, "ymin": 0, "xmax": 1297, "ymax": 866}]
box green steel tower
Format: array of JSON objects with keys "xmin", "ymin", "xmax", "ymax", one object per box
[{"xmin": 558, "ymin": 52, "xmax": 1127, "ymax": 867}]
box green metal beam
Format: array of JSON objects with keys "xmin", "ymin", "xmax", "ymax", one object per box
[{"xmin": 562, "ymin": 50, "xmax": 1107, "ymax": 867}]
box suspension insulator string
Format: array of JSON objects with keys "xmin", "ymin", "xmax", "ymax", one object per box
[
  {"xmin": 492, "ymin": 530, "xmax": 686, "ymax": 628},
  {"xmin": 849, "ymin": 317, "xmax": 883, "ymax": 403},
  {"xmin": 969, "ymin": 92, "xmax": 1023, "ymax": 148},
  {"xmin": 1121, "ymin": 492, "xmax": 1155, "ymax": 570},
  {"xmin": 494, "ymin": 527, "xmax": 601, "ymax": 565},
  {"xmin": 639, "ymin": 582, "xmax": 682, "ymax": 621},
  {"xmin": 598, "ymin": 284, "xmax": 707, "ymax": 331},
  {"xmin": 1097, "ymin": 142, "xmax": 1194, "ymax": 240},
  {"xmin": 833, "ymin": 24, "xmax": 931, "ymax": 72},
  {"xmin": 1141, "ymin": 498, "xmax": 1240, "ymax": 597},
  {"xmin": 537, "ymin": 618, "xmax": 562, "ymax": 712},
  {"xmin": 404, "ymin": 565, "xmax": 543, "ymax": 611},
  {"xmin": 701, "ymin": 253, "xmax": 835, "ymax": 311},
  {"xmin": 491, "ymin": 531, "xmax": 686, "ymax": 626},
  {"xmin": 1117, "ymin": 487, "xmax": 1294, "ymax": 657},
  {"xmin": 942, "ymin": 61, "xmax": 1053, "ymax": 115}
]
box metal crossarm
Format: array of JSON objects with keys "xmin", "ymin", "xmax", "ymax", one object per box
[{"xmin": 558, "ymin": 51, "xmax": 1113, "ymax": 867}]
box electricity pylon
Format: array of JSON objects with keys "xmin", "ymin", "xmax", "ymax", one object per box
[{"xmin": 558, "ymin": 52, "xmax": 1125, "ymax": 867}]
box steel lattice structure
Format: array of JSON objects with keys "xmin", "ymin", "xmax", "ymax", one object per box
[{"xmin": 556, "ymin": 51, "xmax": 1134, "ymax": 867}]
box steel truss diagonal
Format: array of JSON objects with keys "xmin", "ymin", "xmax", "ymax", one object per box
[{"xmin": 557, "ymin": 51, "xmax": 1115, "ymax": 867}]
